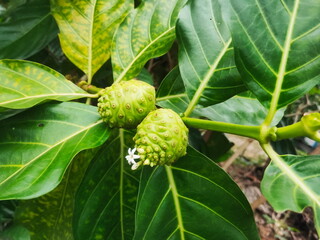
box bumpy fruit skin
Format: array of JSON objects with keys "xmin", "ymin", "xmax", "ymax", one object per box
[
  {"xmin": 133, "ymin": 108, "xmax": 188, "ymax": 166},
  {"xmin": 97, "ymin": 80, "xmax": 155, "ymax": 129}
]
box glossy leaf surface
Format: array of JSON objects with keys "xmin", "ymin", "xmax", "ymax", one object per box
[
  {"xmin": 51, "ymin": 0, "xmax": 132, "ymax": 80},
  {"xmin": 112, "ymin": 0, "xmax": 186, "ymax": 82},
  {"xmin": 15, "ymin": 150, "xmax": 99, "ymax": 240},
  {"xmin": 0, "ymin": 60, "xmax": 92, "ymax": 109},
  {"xmin": 156, "ymin": 66, "xmax": 189, "ymax": 113},
  {"xmin": 193, "ymin": 94, "xmax": 285, "ymax": 126},
  {"xmin": 134, "ymin": 147, "xmax": 259, "ymax": 240},
  {"xmin": 74, "ymin": 129, "xmax": 140, "ymax": 240},
  {"xmin": 177, "ymin": 0, "xmax": 246, "ymax": 116},
  {"xmin": 226, "ymin": 0, "xmax": 320, "ymax": 109},
  {"xmin": 0, "ymin": 102, "xmax": 110, "ymax": 200},
  {"xmin": 0, "ymin": 0, "xmax": 58, "ymax": 59},
  {"xmin": 261, "ymin": 154, "xmax": 320, "ymax": 233},
  {"xmin": 157, "ymin": 68, "xmax": 284, "ymax": 126}
]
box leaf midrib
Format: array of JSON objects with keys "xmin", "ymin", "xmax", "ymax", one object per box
[
  {"xmin": 165, "ymin": 166, "xmax": 185, "ymax": 240},
  {"xmin": 0, "ymin": 93, "xmax": 92, "ymax": 107},
  {"xmin": 87, "ymin": 0, "xmax": 97, "ymax": 83},
  {"xmin": 264, "ymin": 0, "xmax": 300, "ymax": 125},
  {"xmin": 119, "ymin": 129, "xmax": 125, "ymax": 240},
  {"xmin": 183, "ymin": 38, "xmax": 232, "ymax": 116},
  {"xmin": 0, "ymin": 119, "xmax": 103, "ymax": 187},
  {"xmin": 263, "ymin": 144, "xmax": 320, "ymax": 208},
  {"xmin": 114, "ymin": 27, "xmax": 175, "ymax": 83}
]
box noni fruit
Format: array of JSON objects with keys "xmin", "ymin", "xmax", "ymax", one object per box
[
  {"xmin": 132, "ymin": 108, "xmax": 188, "ymax": 168},
  {"xmin": 97, "ymin": 80, "xmax": 155, "ymax": 129}
]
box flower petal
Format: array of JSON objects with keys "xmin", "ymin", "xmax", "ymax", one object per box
[{"xmin": 133, "ymin": 154, "xmax": 140, "ymax": 159}]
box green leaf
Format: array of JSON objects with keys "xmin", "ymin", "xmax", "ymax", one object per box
[
  {"xmin": 137, "ymin": 68, "xmax": 153, "ymax": 85},
  {"xmin": 0, "ymin": 0, "xmax": 58, "ymax": 59},
  {"xmin": 134, "ymin": 147, "xmax": 259, "ymax": 240},
  {"xmin": 0, "ymin": 108, "xmax": 25, "ymax": 121},
  {"xmin": 0, "ymin": 224, "xmax": 30, "ymax": 240},
  {"xmin": 226, "ymin": 0, "xmax": 320, "ymax": 111},
  {"xmin": 0, "ymin": 102, "xmax": 110, "ymax": 200},
  {"xmin": 261, "ymin": 154, "xmax": 320, "ymax": 234},
  {"xmin": 0, "ymin": 60, "xmax": 92, "ymax": 109},
  {"xmin": 15, "ymin": 149, "xmax": 99, "ymax": 240},
  {"xmin": 176, "ymin": 0, "xmax": 246, "ymax": 116},
  {"xmin": 156, "ymin": 66, "xmax": 189, "ymax": 113},
  {"xmin": 193, "ymin": 94, "xmax": 285, "ymax": 126},
  {"xmin": 74, "ymin": 129, "xmax": 140, "ymax": 240},
  {"xmin": 157, "ymin": 68, "xmax": 284, "ymax": 126},
  {"xmin": 112, "ymin": 0, "xmax": 187, "ymax": 83},
  {"xmin": 51, "ymin": 0, "xmax": 133, "ymax": 82}
]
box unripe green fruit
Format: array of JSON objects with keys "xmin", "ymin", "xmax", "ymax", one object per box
[
  {"xmin": 97, "ymin": 80, "xmax": 156, "ymax": 129},
  {"xmin": 133, "ymin": 108, "xmax": 188, "ymax": 167}
]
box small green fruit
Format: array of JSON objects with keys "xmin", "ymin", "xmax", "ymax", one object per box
[
  {"xmin": 97, "ymin": 80, "xmax": 156, "ymax": 129},
  {"xmin": 133, "ymin": 108, "xmax": 188, "ymax": 167}
]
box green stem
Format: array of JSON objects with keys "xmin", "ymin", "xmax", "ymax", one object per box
[
  {"xmin": 182, "ymin": 117, "xmax": 261, "ymax": 140},
  {"xmin": 276, "ymin": 113, "xmax": 320, "ymax": 142},
  {"xmin": 78, "ymin": 81, "xmax": 104, "ymax": 95},
  {"xmin": 276, "ymin": 122, "xmax": 306, "ymax": 140}
]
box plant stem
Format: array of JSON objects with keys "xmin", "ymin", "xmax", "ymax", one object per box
[
  {"xmin": 182, "ymin": 117, "xmax": 261, "ymax": 140},
  {"xmin": 275, "ymin": 114, "xmax": 320, "ymax": 142},
  {"xmin": 78, "ymin": 81, "xmax": 104, "ymax": 95},
  {"xmin": 276, "ymin": 122, "xmax": 306, "ymax": 140}
]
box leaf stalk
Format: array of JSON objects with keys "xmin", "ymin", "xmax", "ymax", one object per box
[
  {"xmin": 275, "ymin": 113, "xmax": 320, "ymax": 142},
  {"xmin": 182, "ymin": 117, "xmax": 261, "ymax": 140}
]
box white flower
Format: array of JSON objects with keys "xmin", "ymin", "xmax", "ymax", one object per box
[
  {"xmin": 125, "ymin": 148, "xmax": 140, "ymax": 165},
  {"xmin": 131, "ymin": 162, "xmax": 141, "ymax": 170}
]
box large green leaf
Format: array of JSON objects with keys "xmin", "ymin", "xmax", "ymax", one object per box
[
  {"xmin": 226, "ymin": 0, "xmax": 320, "ymax": 110},
  {"xmin": 261, "ymin": 153, "xmax": 320, "ymax": 234},
  {"xmin": 176, "ymin": 0, "xmax": 246, "ymax": 116},
  {"xmin": 134, "ymin": 147, "xmax": 259, "ymax": 240},
  {"xmin": 0, "ymin": 0, "xmax": 58, "ymax": 59},
  {"xmin": 156, "ymin": 68, "xmax": 284, "ymax": 126},
  {"xmin": 51, "ymin": 0, "xmax": 133, "ymax": 81},
  {"xmin": 193, "ymin": 94, "xmax": 285, "ymax": 126},
  {"xmin": 112, "ymin": 0, "xmax": 187, "ymax": 83},
  {"xmin": 0, "ymin": 60, "xmax": 92, "ymax": 109},
  {"xmin": 73, "ymin": 129, "xmax": 140, "ymax": 240},
  {"xmin": 15, "ymin": 149, "xmax": 99, "ymax": 240},
  {"xmin": 0, "ymin": 102, "xmax": 110, "ymax": 200}
]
